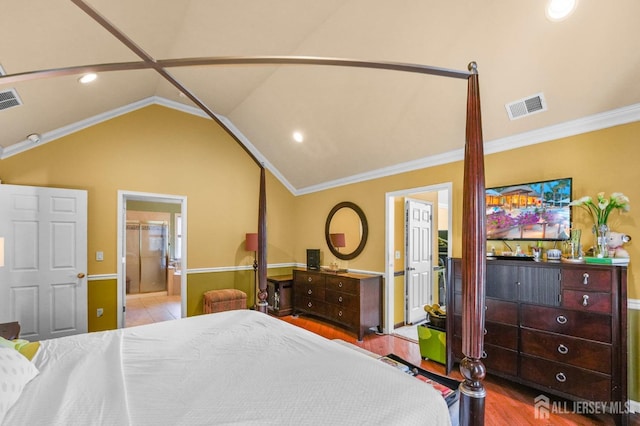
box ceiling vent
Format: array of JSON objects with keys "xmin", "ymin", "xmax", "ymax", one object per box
[
  {"xmin": 0, "ymin": 88, "xmax": 22, "ymax": 111},
  {"xmin": 505, "ymin": 92, "xmax": 547, "ymax": 120},
  {"xmin": 0, "ymin": 64, "xmax": 23, "ymax": 111}
]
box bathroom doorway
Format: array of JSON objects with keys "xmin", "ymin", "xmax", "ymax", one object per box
[
  {"xmin": 384, "ymin": 183, "xmax": 452, "ymax": 334},
  {"xmin": 117, "ymin": 191, "xmax": 187, "ymax": 329}
]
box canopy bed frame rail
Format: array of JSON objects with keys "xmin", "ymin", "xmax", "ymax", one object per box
[{"xmin": 1, "ymin": 1, "xmax": 489, "ymax": 423}]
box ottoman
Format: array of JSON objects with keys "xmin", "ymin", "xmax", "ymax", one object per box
[{"xmin": 203, "ymin": 289, "xmax": 247, "ymax": 314}]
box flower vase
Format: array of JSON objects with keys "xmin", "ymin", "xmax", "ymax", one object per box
[{"xmin": 593, "ymin": 224, "xmax": 609, "ymax": 258}]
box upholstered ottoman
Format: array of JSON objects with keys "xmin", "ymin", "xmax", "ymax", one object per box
[{"xmin": 203, "ymin": 289, "xmax": 247, "ymax": 314}]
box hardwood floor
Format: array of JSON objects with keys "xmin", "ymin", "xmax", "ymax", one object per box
[{"xmin": 278, "ymin": 314, "xmax": 637, "ymax": 426}]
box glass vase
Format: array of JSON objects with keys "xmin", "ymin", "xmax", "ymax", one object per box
[{"xmin": 593, "ymin": 224, "xmax": 609, "ymax": 258}]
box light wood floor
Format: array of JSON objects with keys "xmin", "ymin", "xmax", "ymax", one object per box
[{"xmin": 279, "ymin": 315, "xmax": 637, "ymax": 426}]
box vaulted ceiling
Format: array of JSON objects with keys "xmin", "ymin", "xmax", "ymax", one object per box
[{"xmin": 1, "ymin": 1, "xmax": 639, "ymax": 194}]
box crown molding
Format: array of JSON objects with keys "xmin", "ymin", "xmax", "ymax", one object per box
[
  {"xmin": 3, "ymin": 97, "xmax": 639, "ymax": 196},
  {"xmin": 295, "ymin": 103, "xmax": 640, "ymax": 195}
]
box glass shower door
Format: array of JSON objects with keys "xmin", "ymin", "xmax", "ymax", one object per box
[
  {"xmin": 139, "ymin": 223, "xmax": 167, "ymax": 293},
  {"xmin": 126, "ymin": 222, "xmax": 167, "ymax": 294}
]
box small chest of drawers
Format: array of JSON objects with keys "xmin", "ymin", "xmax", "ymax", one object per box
[{"xmin": 293, "ymin": 269, "xmax": 382, "ymax": 341}]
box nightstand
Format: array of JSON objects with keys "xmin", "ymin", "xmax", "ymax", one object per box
[
  {"xmin": 0, "ymin": 322, "xmax": 20, "ymax": 340},
  {"xmin": 267, "ymin": 275, "xmax": 293, "ymax": 316}
]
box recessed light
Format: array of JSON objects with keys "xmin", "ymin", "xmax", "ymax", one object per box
[
  {"xmin": 293, "ymin": 131, "xmax": 304, "ymax": 143},
  {"xmin": 546, "ymin": 0, "xmax": 578, "ymax": 22},
  {"xmin": 78, "ymin": 73, "xmax": 97, "ymax": 84}
]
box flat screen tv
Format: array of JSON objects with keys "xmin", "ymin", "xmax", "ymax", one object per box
[{"xmin": 486, "ymin": 177, "xmax": 572, "ymax": 241}]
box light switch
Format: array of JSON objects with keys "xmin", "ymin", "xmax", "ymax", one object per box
[
  {"xmin": 395, "ymin": 250, "xmax": 401, "ymax": 259},
  {"xmin": 96, "ymin": 251, "xmax": 104, "ymax": 261}
]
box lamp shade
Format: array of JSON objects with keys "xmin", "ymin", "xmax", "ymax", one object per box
[
  {"xmin": 245, "ymin": 233, "xmax": 258, "ymax": 252},
  {"xmin": 330, "ymin": 233, "xmax": 346, "ymax": 248},
  {"xmin": 0, "ymin": 237, "xmax": 4, "ymax": 267}
]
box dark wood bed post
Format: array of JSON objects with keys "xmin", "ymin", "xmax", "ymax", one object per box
[
  {"xmin": 256, "ymin": 165, "xmax": 269, "ymax": 313},
  {"xmin": 459, "ymin": 61, "xmax": 487, "ymax": 426}
]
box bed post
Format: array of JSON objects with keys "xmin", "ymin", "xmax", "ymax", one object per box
[
  {"xmin": 459, "ymin": 61, "xmax": 487, "ymax": 426},
  {"xmin": 256, "ymin": 165, "xmax": 269, "ymax": 313}
]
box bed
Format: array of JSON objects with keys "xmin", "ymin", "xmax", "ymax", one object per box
[{"xmin": 2, "ymin": 310, "xmax": 453, "ymax": 425}]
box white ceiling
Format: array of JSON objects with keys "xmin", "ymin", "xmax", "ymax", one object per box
[{"xmin": 1, "ymin": 1, "xmax": 640, "ymax": 194}]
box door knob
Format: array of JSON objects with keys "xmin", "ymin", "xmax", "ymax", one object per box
[{"xmin": 77, "ymin": 272, "xmax": 86, "ymax": 279}]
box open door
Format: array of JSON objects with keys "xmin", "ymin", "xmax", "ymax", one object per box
[
  {"xmin": 405, "ymin": 198, "xmax": 433, "ymax": 325},
  {"xmin": 0, "ymin": 184, "xmax": 87, "ymax": 340}
]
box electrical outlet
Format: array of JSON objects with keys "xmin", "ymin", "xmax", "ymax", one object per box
[
  {"xmin": 96, "ymin": 308, "xmax": 103, "ymax": 317},
  {"xmin": 96, "ymin": 251, "xmax": 104, "ymax": 261},
  {"xmin": 395, "ymin": 250, "xmax": 401, "ymax": 259}
]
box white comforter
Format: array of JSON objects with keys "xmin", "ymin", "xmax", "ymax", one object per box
[{"xmin": 5, "ymin": 310, "xmax": 451, "ymax": 425}]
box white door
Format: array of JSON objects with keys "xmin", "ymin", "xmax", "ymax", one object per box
[
  {"xmin": 405, "ymin": 199, "xmax": 433, "ymax": 325},
  {"xmin": 0, "ymin": 184, "xmax": 87, "ymax": 340}
]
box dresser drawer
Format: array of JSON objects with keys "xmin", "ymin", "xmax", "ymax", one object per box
[
  {"xmin": 520, "ymin": 355, "xmax": 611, "ymax": 402},
  {"xmin": 485, "ymin": 322, "xmax": 518, "ymax": 350},
  {"xmin": 295, "ymin": 281, "xmax": 325, "ymax": 300},
  {"xmin": 326, "ymin": 304, "xmax": 358, "ymax": 327},
  {"xmin": 296, "ymin": 271, "xmax": 324, "ymax": 286},
  {"xmin": 294, "ymin": 295, "xmax": 327, "ymax": 315},
  {"xmin": 325, "ymin": 289, "xmax": 358, "ymax": 310},
  {"xmin": 486, "ymin": 298, "xmax": 518, "ymax": 325},
  {"xmin": 520, "ymin": 328, "xmax": 611, "ymax": 374},
  {"xmin": 453, "ymin": 319, "xmax": 517, "ymax": 350},
  {"xmin": 562, "ymin": 290, "xmax": 611, "ymax": 314},
  {"xmin": 453, "ymin": 295, "xmax": 518, "ymax": 325},
  {"xmin": 482, "ymin": 343, "xmax": 518, "ymax": 376},
  {"xmin": 521, "ymin": 305, "xmax": 611, "ymax": 343},
  {"xmin": 562, "ymin": 268, "xmax": 612, "ymax": 292},
  {"xmin": 452, "ymin": 337, "xmax": 517, "ymax": 377},
  {"xmin": 325, "ymin": 275, "xmax": 358, "ymax": 295}
]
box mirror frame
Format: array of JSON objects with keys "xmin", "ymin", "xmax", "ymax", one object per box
[{"xmin": 324, "ymin": 201, "xmax": 368, "ymax": 261}]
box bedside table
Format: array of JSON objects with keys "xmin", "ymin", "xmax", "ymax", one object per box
[
  {"xmin": 267, "ymin": 275, "xmax": 293, "ymax": 316},
  {"xmin": 0, "ymin": 322, "xmax": 20, "ymax": 340}
]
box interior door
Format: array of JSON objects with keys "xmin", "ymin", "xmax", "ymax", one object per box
[
  {"xmin": 0, "ymin": 184, "xmax": 87, "ymax": 340},
  {"xmin": 405, "ymin": 199, "xmax": 433, "ymax": 325}
]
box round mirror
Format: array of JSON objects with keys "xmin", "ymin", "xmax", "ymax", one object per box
[{"xmin": 325, "ymin": 202, "xmax": 368, "ymax": 261}]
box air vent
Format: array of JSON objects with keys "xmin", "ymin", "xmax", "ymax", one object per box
[
  {"xmin": 0, "ymin": 88, "xmax": 22, "ymax": 111},
  {"xmin": 505, "ymin": 92, "xmax": 547, "ymax": 120}
]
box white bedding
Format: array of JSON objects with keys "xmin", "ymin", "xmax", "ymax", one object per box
[{"xmin": 5, "ymin": 310, "xmax": 451, "ymax": 425}]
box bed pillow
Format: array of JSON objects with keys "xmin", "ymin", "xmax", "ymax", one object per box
[
  {"xmin": 0, "ymin": 346, "xmax": 39, "ymax": 424},
  {"xmin": 0, "ymin": 337, "xmax": 40, "ymax": 361}
]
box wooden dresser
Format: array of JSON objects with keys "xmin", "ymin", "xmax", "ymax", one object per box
[
  {"xmin": 448, "ymin": 258, "xmax": 628, "ymax": 424},
  {"xmin": 292, "ymin": 269, "xmax": 382, "ymax": 341}
]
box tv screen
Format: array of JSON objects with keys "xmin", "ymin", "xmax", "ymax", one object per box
[{"xmin": 486, "ymin": 177, "xmax": 572, "ymax": 241}]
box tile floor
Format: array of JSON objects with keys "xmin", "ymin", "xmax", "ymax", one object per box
[{"xmin": 125, "ymin": 291, "xmax": 181, "ymax": 328}]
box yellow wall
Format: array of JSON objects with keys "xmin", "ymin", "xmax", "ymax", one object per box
[
  {"xmin": 1, "ymin": 105, "xmax": 638, "ymax": 400},
  {"xmin": 0, "ymin": 105, "xmax": 297, "ymax": 326}
]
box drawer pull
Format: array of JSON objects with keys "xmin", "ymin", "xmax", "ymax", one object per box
[
  {"xmin": 307, "ymin": 277, "xmax": 312, "ymax": 282},
  {"xmin": 338, "ymin": 310, "xmax": 343, "ymax": 317},
  {"xmin": 338, "ymin": 296, "xmax": 343, "ymax": 302},
  {"xmin": 307, "ymin": 302, "xmax": 313, "ymax": 308},
  {"xmin": 582, "ymin": 273, "xmax": 589, "ymax": 285},
  {"xmin": 556, "ymin": 315, "xmax": 568, "ymax": 324},
  {"xmin": 555, "ymin": 372, "xmax": 567, "ymax": 383},
  {"xmin": 307, "ymin": 289, "xmax": 312, "ymax": 295},
  {"xmin": 338, "ymin": 281, "xmax": 343, "ymax": 288},
  {"xmin": 482, "ymin": 351, "xmax": 487, "ymax": 359},
  {"xmin": 557, "ymin": 344, "xmax": 569, "ymax": 355},
  {"xmin": 483, "ymin": 328, "xmax": 487, "ymax": 335},
  {"xmin": 582, "ymin": 294, "xmax": 589, "ymax": 306}
]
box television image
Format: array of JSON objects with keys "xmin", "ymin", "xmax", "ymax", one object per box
[{"xmin": 486, "ymin": 177, "xmax": 572, "ymax": 241}]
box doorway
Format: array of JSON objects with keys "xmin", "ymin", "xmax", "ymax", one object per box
[
  {"xmin": 117, "ymin": 191, "xmax": 187, "ymax": 329},
  {"xmin": 384, "ymin": 183, "xmax": 452, "ymax": 335}
]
